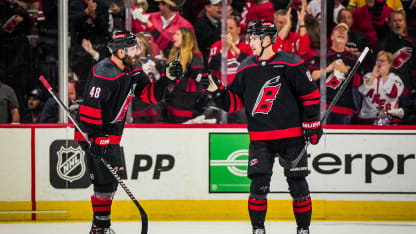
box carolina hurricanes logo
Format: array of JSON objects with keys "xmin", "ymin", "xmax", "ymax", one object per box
[
  {"xmin": 393, "ymin": 47, "xmax": 412, "ymax": 69},
  {"xmin": 251, "ymin": 76, "xmax": 281, "ymax": 117}
]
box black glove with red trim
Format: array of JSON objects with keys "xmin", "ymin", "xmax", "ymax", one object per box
[
  {"xmin": 88, "ymin": 135, "xmax": 110, "ymax": 159},
  {"xmin": 302, "ymin": 121, "xmax": 322, "ymax": 145}
]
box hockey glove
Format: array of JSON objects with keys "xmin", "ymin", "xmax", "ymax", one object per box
[
  {"xmin": 88, "ymin": 135, "xmax": 110, "ymax": 159},
  {"xmin": 164, "ymin": 61, "xmax": 183, "ymax": 80},
  {"xmin": 302, "ymin": 121, "xmax": 322, "ymax": 145},
  {"xmin": 129, "ymin": 63, "xmax": 143, "ymax": 77},
  {"xmin": 200, "ymin": 73, "xmax": 223, "ymax": 93}
]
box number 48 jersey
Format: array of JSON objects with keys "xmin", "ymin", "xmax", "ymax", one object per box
[
  {"xmin": 214, "ymin": 51, "xmax": 320, "ymax": 142},
  {"xmin": 75, "ymin": 57, "xmax": 168, "ymax": 144}
]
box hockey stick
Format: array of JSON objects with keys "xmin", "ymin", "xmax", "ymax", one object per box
[
  {"xmin": 279, "ymin": 47, "xmax": 370, "ymax": 169},
  {"xmin": 39, "ymin": 76, "xmax": 148, "ymax": 234}
]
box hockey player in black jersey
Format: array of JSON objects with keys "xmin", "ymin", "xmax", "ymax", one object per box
[
  {"xmin": 200, "ymin": 20, "xmax": 322, "ymax": 234},
  {"xmin": 75, "ymin": 30, "xmax": 182, "ymax": 234}
]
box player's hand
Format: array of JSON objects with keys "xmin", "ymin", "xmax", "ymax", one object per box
[
  {"xmin": 164, "ymin": 61, "xmax": 183, "ymax": 80},
  {"xmin": 302, "ymin": 121, "xmax": 322, "ymax": 145},
  {"xmin": 88, "ymin": 135, "xmax": 110, "ymax": 159},
  {"xmin": 200, "ymin": 73, "xmax": 223, "ymax": 93}
]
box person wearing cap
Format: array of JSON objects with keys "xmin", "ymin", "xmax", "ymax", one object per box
[
  {"xmin": 310, "ymin": 22, "xmax": 361, "ymax": 124},
  {"xmin": 131, "ymin": 0, "xmax": 195, "ymax": 54},
  {"xmin": 21, "ymin": 88, "xmax": 44, "ymax": 123},
  {"xmin": 75, "ymin": 30, "xmax": 183, "ymax": 234},
  {"xmin": 193, "ymin": 0, "xmax": 223, "ymax": 71}
]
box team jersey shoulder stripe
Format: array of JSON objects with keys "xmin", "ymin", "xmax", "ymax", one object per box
[
  {"xmin": 236, "ymin": 63, "xmax": 258, "ymax": 73},
  {"xmin": 93, "ymin": 66, "xmax": 126, "ymax": 80},
  {"xmin": 269, "ymin": 60, "xmax": 304, "ymax": 67}
]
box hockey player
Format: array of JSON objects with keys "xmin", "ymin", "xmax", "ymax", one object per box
[
  {"xmin": 75, "ymin": 30, "xmax": 182, "ymax": 234},
  {"xmin": 200, "ymin": 20, "xmax": 322, "ymax": 234}
]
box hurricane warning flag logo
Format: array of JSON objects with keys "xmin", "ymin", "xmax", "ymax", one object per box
[{"xmin": 56, "ymin": 146, "xmax": 86, "ymax": 183}]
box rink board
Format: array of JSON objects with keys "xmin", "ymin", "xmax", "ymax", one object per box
[{"xmin": 0, "ymin": 124, "xmax": 415, "ymax": 221}]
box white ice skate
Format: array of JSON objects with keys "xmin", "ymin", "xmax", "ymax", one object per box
[
  {"xmin": 253, "ymin": 228, "xmax": 266, "ymax": 234},
  {"xmin": 297, "ymin": 227, "xmax": 310, "ymax": 234},
  {"xmin": 89, "ymin": 225, "xmax": 116, "ymax": 234}
]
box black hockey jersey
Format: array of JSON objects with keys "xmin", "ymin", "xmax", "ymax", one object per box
[
  {"xmin": 310, "ymin": 48, "xmax": 360, "ymax": 116},
  {"xmin": 75, "ymin": 57, "xmax": 171, "ymax": 143},
  {"xmin": 213, "ymin": 51, "xmax": 320, "ymax": 141},
  {"xmin": 379, "ymin": 31, "xmax": 416, "ymax": 93}
]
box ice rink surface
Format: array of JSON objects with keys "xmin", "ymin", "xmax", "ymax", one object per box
[{"xmin": 0, "ymin": 221, "xmax": 415, "ymax": 234}]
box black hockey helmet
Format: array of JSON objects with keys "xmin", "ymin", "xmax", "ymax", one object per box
[
  {"xmin": 246, "ymin": 20, "xmax": 277, "ymax": 42},
  {"xmin": 107, "ymin": 30, "xmax": 138, "ymax": 54}
]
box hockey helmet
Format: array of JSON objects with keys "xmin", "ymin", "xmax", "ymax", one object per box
[
  {"xmin": 246, "ymin": 20, "xmax": 277, "ymax": 43},
  {"xmin": 107, "ymin": 30, "xmax": 138, "ymax": 54}
]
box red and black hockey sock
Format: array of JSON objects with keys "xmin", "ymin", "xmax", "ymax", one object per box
[
  {"xmin": 292, "ymin": 194, "xmax": 312, "ymax": 228},
  {"xmin": 248, "ymin": 195, "xmax": 267, "ymax": 229},
  {"xmin": 91, "ymin": 194, "xmax": 113, "ymax": 228}
]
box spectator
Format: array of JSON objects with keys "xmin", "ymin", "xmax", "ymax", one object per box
[
  {"xmin": 245, "ymin": 0, "xmax": 275, "ymax": 26},
  {"xmin": 351, "ymin": 0, "xmax": 394, "ymax": 51},
  {"xmin": 299, "ymin": 14, "xmax": 320, "ymax": 66},
  {"xmin": 337, "ymin": 8, "xmax": 370, "ymax": 58},
  {"xmin": 308, "ymin": 0, "xmax": 345, "ymax": 24},
  {"xmin": 131, "ymin": 0, "xmax": 194, "ymax": 56},
  {"xmin": 131, "ymin": 0, "xmax": 149, "ymax": 33},
  {"xmin": 21, "ymin": 88, "xmax": 45, "ymax": 123},
  {"xmin": 358, "ymin": 50, "xmax": 404, "ymax": 124},
  {"xmin": 310, "ymin": 23, "xmax": 360, "ymax": 124},
  {"xmin": 272, "ymin": 6, "xmax": 310, "ymax": 55},
  {"xmin": 0, "ymin": 0, "xmax": 35, "ymax": 111},
  {"xmin": 39, "ymin": 72, "xmax": 80, "ymax": 123},
  {"xmin": 37, "ymin": 0, "xmax": 59, "ymax": 89},
  {"xmin": 0, "ymin": 81, "xmax": 20, "ymax": 123},
  {"xmin": 208, "ymin": 16, "xmax": 250, "ymax": 84},
  {"xmin": 402, "ymin": 0, "xmax": 416, "ymax": 41},
  {"xmin": 379, "ymin": 10, "xmax": 416, "ymax": 97},
  {"xmin": 130, "ymin": 32, "xmax": 164, "ymax": 123},
  {"xmin": 69, "ymin": 0, "xmax": 111, "ymax": 93},
  {"xmin": 148, "ymin": 26, "xmax": 206, "ymax": 123},
  {"xmin": 193, "ymin": 0, "xmax": 223, "ymax": 71},
  {"xmin": 348, "ymin": 0, "xmax": 404, "ymax": 13},
  {"xmin": 108, "ymin": 0, "xmax": 125, "ymax": 31}
]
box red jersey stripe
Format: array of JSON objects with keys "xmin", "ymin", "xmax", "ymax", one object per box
[
  {"xmin": 80, "ymin": 105, "xmax": 102, "ymax": 118},
  {"xmin": 249, "ymin": 127, "xmax": 303, "ymax": 141},
  {"xmin": 80, "ymin": 116, "xmax": 102, "ymax": 125},
  {"xmin": 300, "ymin": 89, "xmax": 320, "ymax": 100}
]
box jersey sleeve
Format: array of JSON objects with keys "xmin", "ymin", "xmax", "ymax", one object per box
[
  {"xmin": 133, "ymin": 66, "xmax": 171, "ymax": 104},
  {"xmin": 79, "ymin": 74, "xmax": 111, "ymax": 137},
  {"xmin": 212, "ymin": 63, "xmax": 245, "ymax": 113},
  {"xmin": 286, "ymin": 61, "xmax": 321, "ymax": 124}
]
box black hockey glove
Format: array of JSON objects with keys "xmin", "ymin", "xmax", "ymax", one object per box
[
  {"xmin": 87, "ymin": 135, "xmax": 110, "ymax": 159},
  {"xmin": 129, "ymin": 63, "xmax": 143, "ymax": 77},
  {"xmin": 164, "ymin": 61, "xmax": 183, "ymax": 80},
  {"xmin": 200, "ymin": 73, "xmax": 224, "ymax": 93},
  {"xmin": 302, "ymin": 121, "xmax": 322, "ymax": 145}
]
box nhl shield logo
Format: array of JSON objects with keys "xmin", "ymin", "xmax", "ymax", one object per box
[
  {"xmin": 50, "ymin": 140, "xmax": 91, "ymax": 189},
  {"xmin": 56, "ymin": 146, "xmax": 86, "ymax": 183}
]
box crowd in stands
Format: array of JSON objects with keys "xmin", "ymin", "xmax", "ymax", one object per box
[{"xmin": 0, "ymin": 0, "xmax": 415, "ymax": 125}]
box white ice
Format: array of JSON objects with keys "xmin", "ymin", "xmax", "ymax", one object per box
[{"xmin": 0, "ymin": 221, "xmax": 415, "ymax": 234}]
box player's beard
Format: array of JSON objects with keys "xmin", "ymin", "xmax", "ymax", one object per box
[{"xmin": 122, "ymin": 55, "xmax": 135, "ymax": 67}]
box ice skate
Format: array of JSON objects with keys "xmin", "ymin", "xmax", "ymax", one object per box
[
  {"xmin": 89, "ymin": 224, "xmax": 116, "ymax": 234},
  {"xmin": 297, "ymin": 227, "xmax": 309, "ymax": 234},
  {"xmin": 253, "ymin": 227, "xmax": 266, "ymax": 234}
]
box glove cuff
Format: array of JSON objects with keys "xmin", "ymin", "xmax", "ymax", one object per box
[
  {"xmin": 92, "ymin": 136, "xmax": 110, "ymax": 146},
  {"xmin": 302, "ymin": 120, "xmax": 321, "ymax": 129}
]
